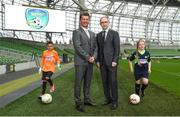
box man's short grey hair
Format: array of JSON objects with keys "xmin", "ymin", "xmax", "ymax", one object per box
[{"xmin": 100, "ymin": 16, "xmax": 110, "ymax": 22}]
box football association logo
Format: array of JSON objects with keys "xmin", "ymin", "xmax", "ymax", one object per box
[{"xmin": 25, "ymin": 8, "xmax": 49, "ymax": 29}]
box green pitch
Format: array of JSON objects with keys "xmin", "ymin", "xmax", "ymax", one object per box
[{"xmin": 0, "ymin": 59, "xmax": 180, "ymax": 116}]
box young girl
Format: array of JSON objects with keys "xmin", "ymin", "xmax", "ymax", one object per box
[{"xmin": 128, "ymin": 39, "xmax": 151, "ymax": 97}]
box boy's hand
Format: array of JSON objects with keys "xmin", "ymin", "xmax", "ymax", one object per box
[
  {"xmin": 38, "ymin": 67, "xmax": 42, "ymax": 74},
  {"xmin": 57, "ymin": 64, "xmax": 62, "ymax": 71}
]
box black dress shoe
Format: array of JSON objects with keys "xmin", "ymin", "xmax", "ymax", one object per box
[
  {"xmin": 111, "ymin": 103, "xmax": 118, "ymax": 110},
  {"xmin": 102, "ymin": 100, "xmax": 111, "ymax": 105},
  {"xmin": 76, "ymin": 104, "xmax": 85, "ymax": 112},
  {"xmin": 84, "ymin": 101, "xmax": 96, "ymax": 106}
]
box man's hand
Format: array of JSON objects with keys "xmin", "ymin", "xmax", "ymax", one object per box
[
  {"xmin": 88, "ymin": 56, "xmax": 95, "ymax": 63},
  {"xmin": 38, "ymin": 67, "xmax": 42, "ymax": 74},
  {"xmin": 112, "ymin": 62, "xmax": 117, "ymax": 67},
  {"xmin": 57, "ymin": 64, "xmax": 62, "ymax": 71}
]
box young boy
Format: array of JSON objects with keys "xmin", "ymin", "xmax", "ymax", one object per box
[
  {"xmin": 128, "ymin": 39, "xmax": 151, "ymax": 97},
  {"xmin": 39, "ymin": 41, "xmax": 61, "ymax": 98}
]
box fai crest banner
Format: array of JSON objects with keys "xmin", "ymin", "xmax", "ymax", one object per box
[
  {"xmin": 4, "ymin": 5, "xmax": 66, "ymax": 32},
  {"xmin": 25, "ymin": 8, "xmax": 49, "ymax": 30}
]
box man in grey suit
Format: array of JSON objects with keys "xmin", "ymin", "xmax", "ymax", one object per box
[
  {"xmin": 72, "ymin": 12, "xmax": 97, "ymax": 112},
  {"xmin": 96, "ymin": 16, "xmax": 120, "ymax": 110}
]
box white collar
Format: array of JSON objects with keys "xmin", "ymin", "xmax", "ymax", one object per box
[
  {"xmin": 81, "ymin": 26, "xmax": 89, "ymax": 31},
  {"xmin": 102, "ymin": 28, "xmax": 109, "ymax": 33}
]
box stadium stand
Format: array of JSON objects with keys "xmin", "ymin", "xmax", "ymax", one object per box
[
  {"xmin": 124, "ymin": 49, "xmax": 180, "ymax": 57},
  {"xmin": 0, "ymin": 56, "xmax": 26, "ymax": 65},
  {"xmin": 0, "ymin": 37, "xmax": 73, "ymax": 62}
]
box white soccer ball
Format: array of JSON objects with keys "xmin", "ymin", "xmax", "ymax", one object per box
[
  {"xmin": 129, "ymin": 93, "xmax": 140, "ymax": 104},
  {"xmin": 41, "ymin": 93, "xmax": 52, "ymax": 104},
  {"xmin": 33, "ymin": 17, "xmax": 41, "ymax": 26}
]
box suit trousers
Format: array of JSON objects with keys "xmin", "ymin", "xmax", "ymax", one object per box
[
  {"xmin": 100, "ymin": 63, "xmax": 118, "ymax": 104},
  {"xmin": 74, "ymin": 63, "xmax": 93, "ymax": 105}
]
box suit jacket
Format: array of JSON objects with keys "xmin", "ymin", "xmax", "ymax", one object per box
[
  {"xmin": 96, "ymin": 29, "xmax": 120, "ymax": 66},
  {"xmin": 72, "ymin": 27, "xmax": 97, "ymax": 65}
]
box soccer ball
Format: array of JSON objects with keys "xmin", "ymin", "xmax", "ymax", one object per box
[
  {"xmin": 33, "ymin": 17, "xmax": 41, "ymax": 26},
  {"xmin": 41, "ymin": 93, "xmax": 52, "ymax": 104},
  {"xmin": 129, "ymin": 93, "xmax": 140, "ymax": 104}
]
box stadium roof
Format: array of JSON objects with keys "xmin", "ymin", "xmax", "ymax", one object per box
[
  {"xmin": 0, "ymin": 0, "xmax": 179, "ymax": 46},
  {"xmin": 108, "ymin": 0, "xmax": 180, "ymax": 7}
]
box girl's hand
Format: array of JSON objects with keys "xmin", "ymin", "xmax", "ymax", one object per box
[
  {"xmin": 148, "ymin": 69, "xmax": 151, "ymax": 74},
  {"xmin": 130, "ymin": 68, "xmax": 134, "ymax": 73}
]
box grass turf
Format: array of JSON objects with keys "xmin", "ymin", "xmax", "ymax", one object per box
[
  {"xmin": 0, "ymin": 60, "xmax": 180, "ymax": 115},
  {"xmin": 0, "ymin": 63, "xmax": 72, "ymax": 97},
  {"xmin": 0, "ymin": 73, "xmax": 40, "ymax": 97}
]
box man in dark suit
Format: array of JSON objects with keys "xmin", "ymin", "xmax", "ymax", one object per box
[
  {"xmin": 72, "ymin": 12, "xmax": 97, "ymax": 112},
  {"xmin": 96, "ymin": 16, "xmax": 120, "ymax": 110}
]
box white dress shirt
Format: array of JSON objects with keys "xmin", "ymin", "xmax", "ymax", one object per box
[
  {"xmin": 81, "ymin": 26, "xmax": 90, "ymax": 38},
  {"xmin": 102, "ymin": 28, "xmax": 109, "ymax": 40}
]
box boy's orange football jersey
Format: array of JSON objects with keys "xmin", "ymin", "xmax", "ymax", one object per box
[{"xmin": 41, "ymin": 50, "xmax": 60, "ymax": 73}]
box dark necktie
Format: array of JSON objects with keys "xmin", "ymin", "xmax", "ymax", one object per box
[
  {"xmin": 102, "ymin": 31, "xmax": 106, "ymax": 42},
  {"xmin": 101, "ymin": 31, "xmax": 106, "ymax": 60}
]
